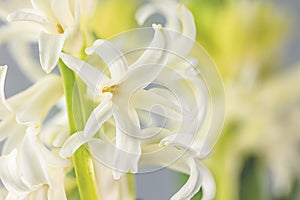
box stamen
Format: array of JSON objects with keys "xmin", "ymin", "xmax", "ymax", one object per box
[
  {"xmin": 152, "ymin": 23, "xmax": 163, "ymax": 29},
  {"xmin": 102, "ymin": 85, "xmax": 117, "ymax": 93},
  {"xmin": 56, "ymin": 24, "xmax": 64, "ymax": 34}
]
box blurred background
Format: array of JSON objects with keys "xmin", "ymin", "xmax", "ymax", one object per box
[{"xmin": 1, "ymin": 0, "xmax": 300, "ymax": 199}]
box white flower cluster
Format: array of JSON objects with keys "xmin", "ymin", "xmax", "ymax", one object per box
[{"xmin": 0, "ymin": 0, "xmax": 224, "ymax": 199}]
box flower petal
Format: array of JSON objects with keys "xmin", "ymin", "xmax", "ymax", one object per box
[
  {"xmin": 154, "ymin": 67, "xmax": 208, "ymax": 151},
  {"xmin": 199, "ymin": 164, "xmax": 216, "ymax": 200},
  {"xmin": 60, "ymin": 53, "xmax": 111, "ymax": 94},
  {"xmin": 83, "ymin": 93, "xmax": 113, "ymax": 137},
  {"xmin": 93, "ymin": 160, "xmax": 134, "ymax": 200},
  {"xmin": 111, "ymin": 100, "xmax": 140, "ymax": 140},
  {"xmin": 7, "ymin": 75, "xmax": 63, "ymax": 125},
  {"xmin": 135, "ymin": 1, "xmax": 180, "ymax": 30},
  {"xmin": 7, "ymin": 8, "xmax": 55, "ymax": 32},
  {"xmin": 132, "ymin": 89, "xmax": 181, "ymax": 121},
  {"xmin": 48, "ymin": 168, "xmax": 68, "ymax": 200},
  {"xmin": 59, "ymin": 131, "xmax": 87, "ymax": 158},
  {"xmin": 86, "ymin": 39, "xmax": 128, "ymax": 81},
  {"xmin": 0, "ymin": 66, "xmax": 12, "ymax": 118},
  {"xmin": 31, "ymin": 0, "xmax": 56, "ymax": 21},
  {"xmin": 39, "ymin": 145, "xmax": 70, "ymax": 168},
  {"xmin": 27, "ymin": 186, "xmax": 48, "ymax": 199},
  {"xmin": 0, "ymin": 150, "xmax": 31, "ymax": 193},
  {"xmin": 160, "ymin": 135, "xmax": 207, "ymax": 158},
  {"xmin": 119, "ymin": 64, "xmax": 166, "ymax": 97},
  {"xmin": 1, "ymin": 122, "xmax": 24, "ymax": 155},
  {"xmin": 136, "ymin": 1, "xmax": 196, "ymax": 57},
  {"xmin": 21, "ymin": 131, "xmax": 50, "ymax": 186},
  {"xmin": 39, "ymin": 32, "xmax": 65, "ymax": 73},
  {"xmin": 170, "ymin": 4, "xmax": 196, "ymax": 58},
  {"xmin": 170, "ymin": 158, "xmax": 215, "ymax": 200},
  {"xmin": 130, "ymin": 24, "xmax": 172, "ymax": 69},
  {"xmin": 113, "ymin": 127, "xmax": 141, "ymax": 179},
  {"xmin": 51, "ymin": 0, "xmax": 74, "ymax": 29},
  {"xmin": 0, "ymin": 188, "xmax": 7, "ymax": 199}
]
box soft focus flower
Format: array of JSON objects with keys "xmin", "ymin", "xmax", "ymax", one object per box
[
  {"xmin": 6, "ymin": 0, "xmax": 82, "ymax": 73},
  {"xmin": 136, "ymin": 0, "xmax": 196, "ymax": 57},
  {"xmin": 59, "ymin": 24, "xmax": 172, "ymax": 179},
  {"xmin": 0, "ymin": 1, "xmax": 226, "ymax": 199},
  {"xmin": 0, "ymin": 65, "xmax": 70, "ymax": 199},
  {"xmin": 0, "ymin": 65, "xmax": 63, "ymax": 153},
  {"xmin": 0, "ymin": 131, "xmax": 70, "ymax": 199}
]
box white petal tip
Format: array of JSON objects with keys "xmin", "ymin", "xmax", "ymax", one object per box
[
  {"xmin": 42, "ymin": 65, "xmax": 55, "ymax": 74},
  {"xmin": 0, "ymin": 65, "xmax": 8, "ymax": 71},
  {"xmin": 6, "ymin": 14, "xmax": 14, "ymax": 22},
  {"xmin": 85, "ymin": 39, "xmax": 105, "ymax": 55},
  {"xmin": 112, "ymin": 171, "xmax": 122, "ymax": 180}
]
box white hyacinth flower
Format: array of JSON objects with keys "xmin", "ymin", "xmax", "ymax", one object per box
[
  {"xmin": 59, "ymin": 24, "xmax": 172, "ymax": 179},
  {"xmin": 0, "ymin": 65, "xmax": 63, "ymax": 153},
  {"xmin": 0, "ymin": 131, "xmax": 70, "ymax": 199},
  {"xmin": 0, "ymin": 65, "xmax": 70, "ymax": 199},
  {"xmin": 6, "ymin": 0, "xmax": 82, "ymax": 73}
]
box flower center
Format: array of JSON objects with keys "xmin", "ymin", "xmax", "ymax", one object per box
[
  {"xmin": 56, "ymin": 23, "xmax": 64, "ymax": 34},
  {"xmin": 102, "ymin": 85, "xmax": 117, "ymax": 94}
]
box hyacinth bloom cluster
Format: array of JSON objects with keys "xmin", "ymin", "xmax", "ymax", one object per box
[{"xmin": 0, "ymin": 0, "xmax": 224, "ymax": 199}]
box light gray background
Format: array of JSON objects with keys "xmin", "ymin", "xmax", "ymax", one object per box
[{"xmin": 0, "ymin": 1, "xmax": 299, "ymax": 199}]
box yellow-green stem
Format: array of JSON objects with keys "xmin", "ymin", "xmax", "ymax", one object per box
[{"xmin": 59, "ymin": 60, "xmax": 99, "ymax": 200}]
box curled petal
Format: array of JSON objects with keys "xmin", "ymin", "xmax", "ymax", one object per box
[
  {"xmin": 41, "ymin": 123, "xmax": 69, "ymax": 148},
  {"xmin": 136, "ymin": 1, "xmax": 180, "ymax": 31},
  {"xmin": 171, "ymin": 159, "xmax": 215, "ymax": 200},
  {"xmin": 160, "ymin": 135, "xmax": 207, "ymax": 158},
  {"xmin": 170, "ymin": 4, "xmax": 196, "ymax": 58},
  {"xmin": 130, "ymin": 24, "xmax": 172, "ymax": 69},
  {"xmin": 86, "ymin": 39, "xmax": 128, "ymax": 81},
  {"xmin": 59, "ymin": 131, "xmax": 87, "ymax": 158},
  {"xmin": 199, "ymin": 164, "xmax": 215, "ymax": 200},
  {"xmin": 136, "ymin": 1, "xmax": 196, "ymax": 57},
  {"xmin": 171, "ymin": 159, "xmax": 202, "ymax": 200}
]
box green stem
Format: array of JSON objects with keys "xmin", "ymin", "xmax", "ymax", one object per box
[{"xmin": 59, "ymin": 60, "xmax": 99, "ymax": 200}]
